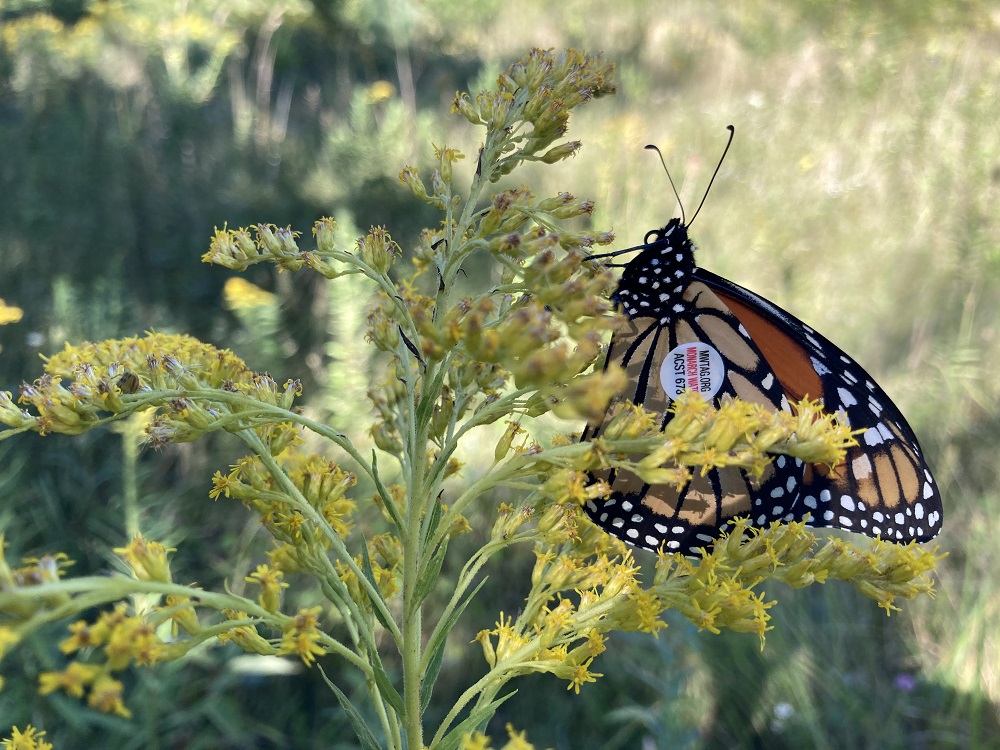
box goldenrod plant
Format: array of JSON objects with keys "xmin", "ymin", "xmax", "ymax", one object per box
[{"xmin": 0, "ymin": 49, "xmax": 940, "ymax": 749}]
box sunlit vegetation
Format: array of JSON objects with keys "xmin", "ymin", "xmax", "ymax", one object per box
[{"xmin": 1, "ymin": 1, "xmax": 997, "ymax": 747}]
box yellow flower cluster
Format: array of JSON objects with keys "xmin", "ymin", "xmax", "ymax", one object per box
[
  {"xmin": 363, "ymin": 236, "xmax": 623, "ymax": 424},
  {"xmin": 372, "ymin": 51, "xmax": 624, "ymax": 430},
  {"xmin": 335, "ymin": 532, "xmax": 402, "ymax": 606},
  {"xmin": 597, "ymin": 392, "xmax": 859, "ymax": 486},
  {"xmin": 277, "ymin": 607, "xmax": 328, "ymax": 666},
  {"xmin": 451, "ymin": 48, "xmax": 616, "ymax": 180},
  {"xmin": 210, "ymin": 454, "xmax": 358, "ymax": 555},
  {"xmin": 473, "ymin": 500, "xmax": 940, "ymax": 698},
  {"xmin": 1, "ymin": 4, "xmax": 240, "ymax": 102},
  {"xmin": 0, "ymin": 333, "xmax": 302, "ymax": 449},
  {"xmin": 203, "ymin": 220, "xmax": 400, "ymax": 281},
  {"xmin": 500, "ymin": 392, "xmax": 859, "ymax": 516},
  {"xmin": 0, "ymin": 537, "xmax": 73, "ymax": 621},
  {"xmin": 655, "ymin": 518, "xmax": 943, "ymax": 634},
  {"xmin": 2, "ymin": 725, "xmax": 53, "ymax": 750},
  {"xmin": 459, "ymin": 724, "xmax": 538, "ymax": 750},
  {"xmin": 38, "ymin": 605, "xmax": 167, "ymax": 719}
]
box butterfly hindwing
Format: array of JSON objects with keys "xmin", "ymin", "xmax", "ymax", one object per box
[{"xmin": 699, "ymin": 269, "xmax": 943, "ymax": 542}]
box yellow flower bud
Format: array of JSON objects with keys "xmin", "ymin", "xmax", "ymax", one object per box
[
  {"xmin": 357, "ymin": 226, "xmax": 398, "ymax": 275},
  {"xmin": 451, "ymin": 92, "xmax": 483, "ymax": 124},
  {"xmin": 475, "ymin": 629, "xmax": 496, "ymax": 667},
  {"xmin": 114, "ymin": 535, "xmax": 174, "ymax": 583},
  {"xmin": 398, "ymin": 166, "xmax": 429, "ymax": 200},
  {"xmin": 312, "ymin": 217, "xmax": 337, "ymax": 253},
  {"xmin": 371, "ymin": 422, "xmax": 403, "ymax": 454}
]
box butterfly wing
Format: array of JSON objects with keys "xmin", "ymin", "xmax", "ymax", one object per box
[
  {"xmin": 583, "ymin": 278, "xmax": 808, "ymax": 553},
  {"xmin": 695, "ymin": 268, "xmax": 943, "ymax": 543},
  {"xmin": 583, "ymin": 218, "xmax": 942, "ymax": 553}
]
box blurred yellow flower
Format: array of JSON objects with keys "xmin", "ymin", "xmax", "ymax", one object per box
[
  {"xmin": 0, "ymin": 298, "xmax": 24, "ymax": 325},
  {"xmin": 367, "ymin": 80, "xmax": 396, "ymax": 104},
  {"xmin": 223, "ymin": 277, "xmax": 277, "ymax": 310},
  {"xmin": 1, "ymin": 724, "xmax": 53, "ymax": 750}
]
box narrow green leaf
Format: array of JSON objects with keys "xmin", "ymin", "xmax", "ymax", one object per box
[
  {"xmin": 421, "ymin": 576, "xmax": 488, "ymax": 711},
  {"xmin": 371, "ymin": 655, "xmax": 405, "ymax": 716},
  {"xmin": 419, "ymin": 626, "xmax": 447, "ymax": 712},
  {"xmin": 422, "ymin": 494, "xmax": 443, "ymax": 546},
  {"xmin": 415, "ymin": 364, "xmax": 448, "ymax": 432},
  {"xmin": 414, "ymin": 538, "xmax": 447, "ymax": 606},
  {"xmin": 320, "ymin": 667, "xmax": 384, "ymax": 750},
  {"xmin": 371, "ymin": 450, "xmax": 404, "ymax": 529},
  {"xmin": 436, "ymin": 692, "xmax": 515, "ymax": 750}
]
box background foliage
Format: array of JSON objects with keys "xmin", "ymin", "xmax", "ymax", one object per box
[{"xmin": 1, "ymin": 0, "xmax": 998, "ymax": 747}]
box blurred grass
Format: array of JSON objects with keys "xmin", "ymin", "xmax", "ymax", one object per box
[{"xmin": 1, "ymin": 0, "xmax": 999, "ymax": 747}]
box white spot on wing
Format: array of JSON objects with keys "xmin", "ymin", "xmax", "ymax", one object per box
[
  {"xmin": 864, "ymin": 427, "xmax": 884, "ymax": 446},
  {"xmin": 811, "ymin": 356, "xmax": 831, "ymax": 376},
  {"xmin": 838, "ymin": 387, "xmax": 857, "ymax": 407}
]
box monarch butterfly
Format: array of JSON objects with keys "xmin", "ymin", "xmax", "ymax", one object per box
[{"xmin": 582, "ymin": 127, "xmax": 943, "ymax": 554}]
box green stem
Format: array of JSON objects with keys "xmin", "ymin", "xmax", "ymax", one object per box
[
  {"xmin": 402, "ymin": 557, "xmax": 423, "ymax": 750},
  {"xmin": 241, "ymin": 430, "xmax": 402, "ymax": 647},
  {"xmin": 401, "ymin": 383, "xmax": 427, "ymax": 749}
]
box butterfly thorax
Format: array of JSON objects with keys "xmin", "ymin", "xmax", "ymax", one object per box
[{"xmin": 613, "ymin": 218, "xmax": 697, "ymax": 324}]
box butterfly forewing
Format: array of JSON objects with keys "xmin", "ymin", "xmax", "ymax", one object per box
[
  {"xmin": 584, "ymin": 219, "xmax": 943, "ymax": 553},
  {"xmin": 584, "ymin": 272, "xmax": 806, "ymax": 553}
]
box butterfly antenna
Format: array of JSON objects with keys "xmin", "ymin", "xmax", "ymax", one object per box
[
  {"xmin": 644, "ymin": 144, "xmax": 685, "ymax": 225},
  {"xmin": 689, "ymin": 124, "xmax": 735, "ymax": 226}
]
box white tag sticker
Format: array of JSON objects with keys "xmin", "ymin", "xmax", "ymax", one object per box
[{"xmin": 660, "ymin": 342, "xmax": 725, "ymax": 401}]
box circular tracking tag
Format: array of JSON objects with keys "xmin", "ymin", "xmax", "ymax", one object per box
[{"xmin": 660, "ymin": 342, "xmax": 725, "ymax": 401}]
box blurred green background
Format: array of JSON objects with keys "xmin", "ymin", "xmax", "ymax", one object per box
[{"xmin": 1, "ymin": 1, "xmax": 998, "ymax": 748}]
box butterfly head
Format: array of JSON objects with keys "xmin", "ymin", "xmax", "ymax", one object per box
[{"xmin": 613, "ymin": 217, "xmax": 697, "ymax": 323}]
